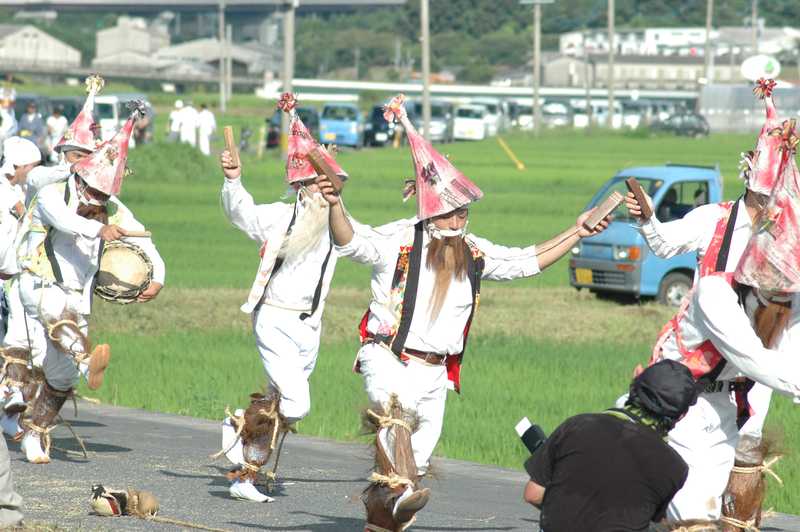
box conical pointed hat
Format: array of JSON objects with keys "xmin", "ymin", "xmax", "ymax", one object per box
[
  {"xmin": 384, "ymin": 94, "xmax": 483, "ymax": 220},
  {"xmin": 277, "ymin": 92, "xmax": 348, "ymax": 185},
  {"xmin": 55, "ymin": 75, "xmax": 104, "ymax": 154},
  {"xmin": 73, "ymin": 101, "xmax": 144, "ymax": 196},
  {"xmin": 749, "ymin": 78, "xmax": 787, "ymax": 196},
  {"xmin": 735, "ymin": 117, "xmax": 800, "ymax": 292}
]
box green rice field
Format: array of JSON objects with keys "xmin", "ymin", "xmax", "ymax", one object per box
[{"xmin": 75, "ymin": 113, "xmax": 798, "ymax": 512}]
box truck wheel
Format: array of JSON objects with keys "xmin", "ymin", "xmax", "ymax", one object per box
[{"xmin": 658, "ymin": 272, "xmax": 693, "ymax": 307}]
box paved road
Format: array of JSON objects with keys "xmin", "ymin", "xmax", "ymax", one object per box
[{"xmin": 6, "ymin": 401, "xmax": 799, "ymax": 531}]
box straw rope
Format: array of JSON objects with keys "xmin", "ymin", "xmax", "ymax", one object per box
[
  {"xmin": 670, "ymin": 525, "xmax": 719, "ymax": 532},
  {"xmin": 47, "ymin": 319, "xmax": 89, "ymax": 361},
  {"xmin": 731, "ymin": 456, "xmax": 783, "ymax": 486},
  {"xmin": 364, "ymin": 524, "xmax": 395, "ymax": 532},
  {"xmin": 26, "ymin": 423, "xmax": 55, "ymax": 456},
  {"xmin": 719, "ymin": 509, "xmax": 776, "ymax": 532},
  {"xmin": 366, "ymin": 409, "xmax": 412, "ymax": 433},
  {"xmin": 367, "ymin": 472, "xmax": 414, "ymax": 489},
  {"xmin": 209, "ymin": 407, "xmax": 246, "ymax": 459},
  {"xmin": 144, "ymin": 515, "xmax": 232, "ymax": 532}
]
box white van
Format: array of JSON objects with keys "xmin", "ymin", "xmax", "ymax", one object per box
[
  {"xmin": 453, "ymin": 105, "xmax": 488, "ymax": 141},
  {"xmin": 94, "ymin": 94, "xmax": 153, "ymax": 147}
]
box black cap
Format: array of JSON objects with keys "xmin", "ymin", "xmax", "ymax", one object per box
[{"xmin": 628, "ymin": 360, "xmax": 698, "ymax": 421}]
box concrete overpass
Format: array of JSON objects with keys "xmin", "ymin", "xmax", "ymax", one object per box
[{"xmin": 0, "ymin": 0, "xmax": 405, "ymax": 13}]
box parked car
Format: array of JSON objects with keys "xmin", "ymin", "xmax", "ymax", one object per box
[
  {"xmin": 515, "ymin": 104, "xmax": 533, "ymax": 131},
  {"xmin": 651, "ymin": 113, "xmax": 710, "ymax": 137},
  {"xmin": 364, "ymin": 105, "xmax": 397, "ymax": 147},
  {"xmin": 408, "ymin": 100, "xmax": 454, "ymax": 143},
  {"xmin": 266, "ymin": 106, "xmax": 320, "ymax": 149},
  {"xmin": 319, "ymin": 103, "xmax": 363, "ymax": 148},
  {"xmin": 453, "ymin": 105, "xmax": 488, "ymax": 141},
  {"xmin": 95, "ymin": 94, "xmax": 154, "ymax": 146},
  {"xmin": 49, "ymin": 96, "xmax": 83, "ymax": 123},
  {"xmin": 569, "ymin": 163, "xmax": 723, "ymax": 306},
  {"xmin": 471, "ymin": 98, "xmax": 503, "ymax": 136},
  {"xmin": 541, "ymin": 100, "xmax": 573, "ymax": 128}
]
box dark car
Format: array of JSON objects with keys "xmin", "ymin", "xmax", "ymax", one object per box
[
  {"xmin": 364, "ymin": 105, "xmax": 398, "ymax": 147},
  {"xmin": 651, "ymin": 113, "xmax": 710, "ymax": 137},
  {"xmin": 267, "ymin": 106, "xmax": 320, "ymax": 149},
  {"xmin": 49, "ymin": 96, "xmax": 83, "ymax": 123}
]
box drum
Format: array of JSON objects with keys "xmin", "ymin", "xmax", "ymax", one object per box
[{"xmin": 94, "ymin": 241, "xmax": 153, "ymax": 304}]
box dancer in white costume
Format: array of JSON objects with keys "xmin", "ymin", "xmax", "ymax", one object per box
[
  {"xmin": 14, "ymin": 103, "xmax": 164, "ymax": 464},
  {"xmin": 218, "ymin": 93, "xmax": 346, "ymax": 503}
]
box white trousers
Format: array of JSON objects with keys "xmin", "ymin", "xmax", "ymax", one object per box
[
  {"xmin": 17, "ymin": 274, "xmax": 86, "ymax": 392},
  {"xmin": 357, "ymin": 343, "xmax": 448, "ymax": 475},
  {"xmin": 198, "ymin": 134, "xmax": 211, "ymax": 156},
  {"xmin": 253, "ymin": 304, "xmax": 321, "ymax": 423},
  {"xmin": 2, "ymin": 279, "xmax": 46, "ymax": 366},
  {"xmin": 667, "ymin": 391, "xmax": 739, "ymax": 521}
]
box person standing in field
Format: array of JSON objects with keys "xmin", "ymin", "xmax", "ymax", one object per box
[
  {"xmin": 0, "ymin": 137, "xmax": 40, "ymax": 279},
  {"xmin": 45, "ymin": 106, "xmax": 68, "ymax": 163},
  {"xmin": 179, "ymin": 101, "xmax": 199, "ymax": 147},
  {"xmin": 16, "ymin": 103, "xmax": 44, "ymax": 160},
  {"xmin": 627, "ymin": 78, "xmax": 800, "ymax": 525},
  {"xmin": 198, "ymin": 104, "xmax": 216, "ymax": 157},
  {"xmin": 0, "ymin": 76, "xmax": 105, "ymax": 440},
  {"xmin": 625, "ymin": 79, "xmax": 795, "ymax": 525},
  {"xmin": 167, "ymin": 100, "xmax": 183, "ymax": 142},
  {"xmin": 217, "ymin": 93, "xmax": 346, "ymax": 503},
  {"xmin": 317, "ymin": 94, "xmax": 610, "ymax": 529},
  {"xmin": 10, "ymin": 103, "xmax": 164, "ymax": 464},
  {"xmin": 0, "ymin": 88, "xmax": 18, "ymax": 153}
]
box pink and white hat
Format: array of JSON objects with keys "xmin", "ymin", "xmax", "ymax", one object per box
[
  {"xmin": 55, "ymin": 75, "xmax": 104, "ymax": 154},
  {"xmin": 735, "ymin": 110, "xmax": 800, "ymax": 292},
  {"xmin": 72, "ymin": 101, "xmax": 145, "ymax": 196},
  {"xmin": 384, "ymin": 94, "xmax": 483, "ymax": 220},
  {"xmin": 277, "ymin": 92, "xmax": 348, "ymax": 185},
  {"xmin": 747, "ymin": 78, "xmax": 787, "ymax": 196}
]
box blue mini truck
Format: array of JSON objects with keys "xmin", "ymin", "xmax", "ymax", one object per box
[{"xmin": 569, "ymin": 164, "xmax": 723, "ymax": 306}]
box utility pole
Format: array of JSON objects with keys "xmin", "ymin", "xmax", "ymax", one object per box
[
  {"xmin": 226, "ymin": 24, "xmax": 233, "ymax": 102},
  {"xmin": 281, "ymin": 0, "xmax": 297, "ymax": 160},
  {"xmin": 751, "ymin": 0, "xmax": 758, "ymax": 55},
  {"xmin": 521, "ymin": 0, "xmax": 552, "ymax": 136},
  {"xmin": 607, "ymin": 0, "xmax": 615, "ymax": 129},
  {"xmin": 354, "ymin": 47, "xmax": 360, "ymax": 80},
  {"xmin": 420, "ymin": 0, "xmax": 431, "ymax": 140},
  {"xmin": 704, "ymin": 0, "xmax": 714, "ymax": 83},
  {"xmin": 218, "ymin": 0, "xmax": 226, "ymax": 113},
  {"xmin": 584, "ymin": 36, "xmax": 593, "ymax": 129}
]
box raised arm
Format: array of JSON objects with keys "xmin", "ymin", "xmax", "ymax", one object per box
[
  {"xmin": 626, "ymin": 191, "xmax": 720, "ymax": 258},
  {"xmin": 536, "ymin": 209, "xmax": 609, "ymax": 271},
  {"xmin": 219, "ymin": 150, "xmax": 284, "ymax": 242},
  {"xmin": 696, "ymin": 276, "xmax": 800, "ymax": 401},
  {"xmin": 37, "ymin": 184, "xmax": 104, "ymax": 238}
]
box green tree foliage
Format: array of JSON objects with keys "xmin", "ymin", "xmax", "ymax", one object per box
[{"xmin": 294, "ymin": 0, "xmax": 800, "ymax": 82}]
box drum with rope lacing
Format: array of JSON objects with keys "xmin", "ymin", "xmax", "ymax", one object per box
[{"xmin": 94, "ymin": 241, "xmax": 153, "ymax": 304}]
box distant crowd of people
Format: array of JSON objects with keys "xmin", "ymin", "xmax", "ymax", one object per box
[
  {"xmin": 0, "ymin": 97, "xmax": 72, "ymax": 164},
  {"xmin": 167, "ymin": 100, "xmax": 216, "ymax": 156}
]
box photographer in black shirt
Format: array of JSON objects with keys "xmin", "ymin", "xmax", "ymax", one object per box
[{"xmin": 523, "ymin": 360, "xmax": 699, "ymax": 532}]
